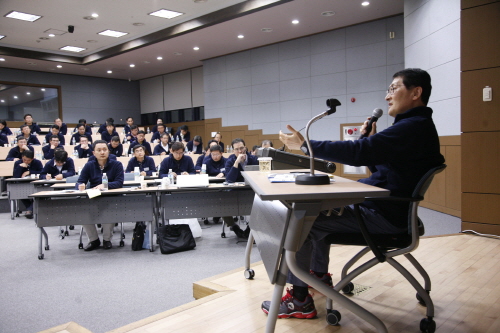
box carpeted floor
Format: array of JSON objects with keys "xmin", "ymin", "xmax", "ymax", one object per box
[{"xmin": 0, "ymin": 202, "xmax": 461, "ymax": 333}]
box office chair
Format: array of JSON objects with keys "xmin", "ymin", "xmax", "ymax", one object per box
[{"xmin": 322, "ymin": 164, "xmax": 446, "ymax": 333}]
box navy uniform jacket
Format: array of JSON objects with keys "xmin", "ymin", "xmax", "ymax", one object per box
[
  {"xmin": 70, "ymin": 133, "xmax": 93, "ymax": 145},
  {"xmin": 22, "ymin": 123, "xmax": 41, "ymax": 134},
  {"xmin": 0, "ymin": 134, "xmax": 8, "ymax": 146},
  {"xmin": 39, "ymin": 157, "xmax": 75, "ymax": 179},
  {"xmin": 159, "ymin": 154, "xmax": 195, "ymax": 178},
  {"xmin": 101, "ymin": 130, "xmax": 119, "ymax": 143},
  {"xmin": 75, "ymin": 158, "xmax": 124, "ymax": 189},
  {"xmin": 13, "ymin": 159, "xmax": 43, "ymax": 178},
  {"xmin": 150, "ymin": 131, "xmax": 170, "ymax": 143},
  {"xmin": 108, "ymin": 143, "xmax": 123, "ymax": 157},
  {"xmin": 195, "ymin": 154, "xmax": 206, "ymax": 171},
  {"xmin": 6, "ymin": 145, "xmax": 34, "ymax": 161},
  {"xmin": 0, "ymin": 126, "xmax": 13, "ymax": 136},
  {"xmin": 186, "ymin": 140, "xmax": 203, "ymax": 154},
  {"xmin": 173, "ymin": 130, "xmax": 190, "ymax": 142},
  {"xmin": 59, "ymin": 123, "xmax": 67, "ymax": 135},
  {"xmin": 44, "ymin": 132, "xmax": 66, "ymax": 145},
  {"xmin": 153, "ymin": 143, "xmax": 169, "ymax": 155},
  {"xmin": 42, "ymin": 144, "xmax": 64, "ymax": 160},
  {"xmin": 75, "ymin": 144, "xmax": 93, "ymax": 158},
  {"xmin": 124, "ymin": 124, "xmax": 132, "ymax": 135},
  {"xmin": 21, "ymin": 135, "xmax": 40, "ymax": 146},
  {"xmin": 125, "ymin": 156, "xmax": 156, "ymax": 176},
  {"xmin": 97, "ymin": 123, "xmax": 108, "ymax": 134},
  {"xmin": 128, "ymin": 140, "xmax": 152, "ymax": 155},
  {"xmin": 309, "ymin": 106, "xmax": 445, "ymax": 227},
  {"xmin": 225, "ymin": 152, "xmax": 258, "ymax": 183},
  {"xmin": 73, "ymin": 125, "xmax": 92, "ymax": 135},
  {"xmin": 202, "ymin": 155, "xmax": 227, "ymax": 176}
]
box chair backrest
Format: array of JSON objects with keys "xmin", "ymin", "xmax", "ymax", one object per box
[
  {"xmin": 412, "ymin": 164, "xmax": 447, "ymax": 200},
  {"xmin": 65, "ymin": 175, "xmax": 80, "ymax": 183},
  {"xmin": 124, "ymin": 173, "xmax": 135, "ymax": 181}
]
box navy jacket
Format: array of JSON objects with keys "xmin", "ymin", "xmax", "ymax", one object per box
[
  {"xmin": 42, "ymin": 144, "xmax": 64, "ymax": 160},
  {"xmin": 0, "ymin": 134, "xmax": 8, "ymax": 146},
  {"xmin": 173, "ymin": 130, "xmax": 190, "ymax": 142},
  {"xmin": 13, "ymin": 159, "xmax": 43, "ymax": 178},
  {"xmin": 108, "ymin": 143, "xmax": 123, "ymax": 157},
  {"xmin": 150, "ymin": 131, "xmax": 170, "ymax": 143},
  {"xmin": 73, "ymin": 125, "xmax": 92, "ymax": 135},
  {"xmin": 6, "ymin": 146, "xmax": 34, "ymax": 161},
  {"xmin": 195, "ymin": 154, "xmax": 206, "ymax": 171},
  {"xmin": 125, "ymin": 156, "xmax": 156, "ymax": 176},
  {"xmin": 159, "ymin": 154, "xmax": 195, "ymax": 177},
  {"xmin": 22, "ymin": 135, "xmax": 40, "ymax": 146},
  {"xmin": 40, "ymin": 158, "xmax": 75, "ymax": 179},
  {"xmin": 186, "ymin": 140, "xmax": 203, "ymax": 154},
  {"xmin": 309, "ymin": 106, "xmax": 445, "ymax": 227},
  {"xmin": 202, "ymin": 155, "xmax": 227, "ymax": 176},
  {"xmin": 75, "ymin": 144, "xmax": 93, "ymax": 158},
  {"xmin": 128, "ymin": 140, "xmax": 152, "ymax": 155},
  {"xmin": 97, "ymin": 123, "xmax": 107, "ymax": 134},
  {"xmin": 76, "ymin": 158, "xmax": 124, "ymax": 189},
  {"xmin": 22, "ymin": 123, "xmax": 41, "ymax": 134},
  {"xmin": 101, "ymin": 130, "xmax": 119, "ymax": 143},
  {"xmin": 59, "ymin": 123, "xmax": 67, "ymax": 135},
  {"xmin": 153, "ymin": 143, "xmax": 170, "ymax": 155},
  {"xmin": 0, "ymin": 126, "xmax": 13, "ymax": 136},
  {"xmin": 124, "ymin": 124, "xmax": 132, "ymax": 135},
  {"xmin": 70, "ymin": 133, "xmax": 93, "ymax": 145},
  {"xmin": 44, "ymin": 132, "xmax": 66, "ymax": 145},
  {"xmin": 225, "ymin": 152, "xmax": 259, "ymax": 183}
]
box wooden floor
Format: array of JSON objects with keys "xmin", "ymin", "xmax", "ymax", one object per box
[{"xmin": 43, "ymin": 234, "xmax": 500, "ymax": 333}]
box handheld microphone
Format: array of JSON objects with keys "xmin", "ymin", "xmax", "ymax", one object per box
[{"xmin": 360, "ymin": 108, "xmax": 383, "ymax": 138}]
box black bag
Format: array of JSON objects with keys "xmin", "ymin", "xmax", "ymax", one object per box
[
  {"xmin": 131, "ymin": 222, "xmax": 145, "ymax": 251},
  {"xmin": 157, "ymin": 224, "xmax": 196, "ymax": 254}
]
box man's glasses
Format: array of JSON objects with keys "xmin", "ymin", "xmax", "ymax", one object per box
[
  {"xmin": 386, "ymin": 84, "xmax": 403, "ymax": 95},
  {"xmin": 233, "ymin": 147, "xmax": 246, "ymax": 152}
]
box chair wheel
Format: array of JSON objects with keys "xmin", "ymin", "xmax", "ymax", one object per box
[
  {"xmin": 119, "ymin": 241, "xmax": 124, "ymax": 247},
  {"xmin": 420, "ymin": 317, "xmax": 436, "ymax": 333},
  {"xmin": 122, "ymin": 234, "xmax": 125, "ymax": 239},
  {"xmin": 64, "ymin": 231, "xmax": 69, "ymax": 236},
  {"xmin": 59, "ymin": 235, "xmax": 65, "ymax": 239},
  {"xmin": 203, "ymin": 219, "xmax": 209, "ymax": 225},
  {"xmin": 97, "ymin": 224, "xmax": 102, "ymax": 228},
  {"xmin": 115, "ymin": 223, "xmax": 118, "ymax": 226},
  {"xmin": 221, "ymin": 232, "xmax": 226, "ymax": 238},
  {"xmin": 326, "ymin": 309, "xmax": 341, "ymax": 325},
  {"xmin": 244, "ymin": 269, "xmax": 255, "ymax": 279},
  {"xmin": 342, "ymin": 282, "xmax": 355, "ymax": 294},
  {"xmin": 213, "ymin": 217, "xmax": 221, "ymax": 223},
  {"xmin": 233, "ymin": 216, "xmax": 238, "ymax": 222},
  {"xmin": 416, "ymin": 291, "xmax": 430, "ymax": 306},
  {"xmin": 45, "ymin": 245, "xmax": 50, "ymax": 250},
  {"xmin": 38, "ymin": 254, "xmax": 44, "ymax": 260},
  {"xmin": 149, "ymin": 248, "xmax": 154, "ymax": 252},
  {"xmin": 16, "ymin": 213, "xmax": 19, "ymax": 217},
  {"xmin": 78, "ymin": 243, "xmax": 83, "ymax": 249},
  {"xmin": 69, "ymin": 225, "xmax": 75, "ymax": 230}
]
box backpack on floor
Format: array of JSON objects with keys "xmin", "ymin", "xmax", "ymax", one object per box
[{"xmin": 132, "ymin": 222, "xmax": 145, "ymax": 251}]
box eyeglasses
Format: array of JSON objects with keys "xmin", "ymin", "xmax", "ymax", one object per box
[
  {"xmin": 233, "ymin": 146, "xmax": 246, "ymax": 152},
  {"xmin": 386, "ymin": 85, "xmax": 403, "ymax": 95}
]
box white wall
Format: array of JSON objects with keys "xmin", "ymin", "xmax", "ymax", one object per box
[
  {"xmin": 203, "ymin": 16, "xmax": 405, "ymax": 141},
  {"xmin": 404, "ymin": 0, "xmax": 461, "ymax": 136}
]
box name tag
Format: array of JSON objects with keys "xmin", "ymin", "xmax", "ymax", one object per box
[
  {"xmin": 62, "ymin": 170, "xmax": 67, "ymax": 173},
  {"xmin": 144, "ymin": 167, "xmax": 149, "ymax": 171}
]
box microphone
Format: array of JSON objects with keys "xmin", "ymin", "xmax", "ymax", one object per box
[
  {"xmin": 295, "ymin": 98, "xmax": 341, "ymax": 185},
  {"xmin": 360, "ymin": 108, "xmax": 383, "ymax": 138}
]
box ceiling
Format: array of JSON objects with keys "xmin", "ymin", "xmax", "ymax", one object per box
[{"xmin": 0, "ymin": 0, "xmax": 403, "ymax": 81}]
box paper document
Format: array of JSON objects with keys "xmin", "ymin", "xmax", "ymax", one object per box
[{"xmin": 86, "ymin": 189, "xmax": 102, "ymax": 199}]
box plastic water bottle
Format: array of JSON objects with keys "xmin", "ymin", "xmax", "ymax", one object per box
[
  {"xmin": 42, "ymin": 138, "xmax": 46, "ymax": 146},
  {"xmin": 185, "ymin": 145, "xmax": 189, "ymax": 154},
  {"xmin": 226, "ymin": 145, "xmax": 230, "ymax": 153},
  {"xmin": 147, "ymin": 127, "xmax": 150, "ymax": 134},
  {"xmin": 71, "ymin": 137, "xmax": 75, "ymax": 145},
  {"xmin": 78, "ymin": 167, "xmax": 82, "ymax": 175},
  {"xmin": 134, "ymin": 166, "xmax": 140, "ymax": 181},
  {"xmin": 102, "ymin": 173, "xmax": 108, "ymax": 190},
  {"xmin": 168, "ymin": 168, "xmax": 174, "ymax": 184},
  {"xmin": 201, "ymin": 164, "xmax": 206, "ymax": 175}
]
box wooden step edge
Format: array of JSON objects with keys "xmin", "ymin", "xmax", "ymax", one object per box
[{"xmin": 38, "ymin": 321, "xmax": 93, "ymax": 333}]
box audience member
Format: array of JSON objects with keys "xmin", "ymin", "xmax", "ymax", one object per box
[
  {"xmin": 72, "ymin": 119, "xmax": 92, "ymax": 135},
  {"xmin": 44, "ymin": 125, "xmax": 65, "ymax": 145},
  {"xmin": 213, "ymin": 132, "xmax": 225, "ymax": 152},
  {"xmin": 6, "ymin": 136, "xmax": 34, "ymax": 161},
  {"xmin": 125, "ymin": 145, "xmax": 156, "ymax": 176},
  {"xmin": 151, "ymin": 118, "xmax": 163, "ymax": 133},
  {"xmin": 0, "ymin": 119, "xmax": 13, "ymax": 136},
  {"xmin": 13, "ymin": 150, "xmax": 43, "ymax": 219},
  {"xmin": 42, "ymin": 135, "xmax": 64, "ymax": 160},
  {"xmin": 40, "ymin": 149, "xmax": 75, "ymax": 180},
  {"xmin": 54, "ymin": 118, "xmax": 67, "ymax": 135},
  {"xmin": 202, "ymin": 144, "xmax": 226, "ymax": 178},
  {"xmin": 74, "ymin": 136, "xmax": 93, "ymax": 158},
  {"xmin": 186, "ymin": 135, "xmax": 203, "ymax": 154},
  {"xmin": 150, "ymin": 124, "xmax": 169, "ymax": 143},
  {"xmin": 195, "ymin": 140, "xmax": 218, "ymax": 171},
  {"xmin": 251, "ymin": 145, "xmax": 261, "ymax": 155},
  {"xmin": 124, "ymin": 117, "xmax": 134, "ymax": 135},
  {"xmin": 153, "ymin": 133, "xmax": 170, "ymax": 156},
  {"xmin": 101, "ymin": 122, "xmax": 119, "ymax": 143},
  {"xmin": 261, "ymin": 139, "xmax": 273, "ymax": 148},
  {"xmin": 126, "ymin": 125, "xmax": 139, "ymax": 143},
  {"xmin": 20, "ymin": 125, "xmax": 40, "ymax": 145},
  {"xmin": 22, "ymin": 114, "xmax": 41, "ymax": 134},
  {"xmin": 108, "ymin": 136, "xmax": 123, "ymax": 156},
  {"xmin": 128, "ymin": 130, "xmax": 152, "ymax": 155},
  {"xmin": 98, "ymin": 118, "xmax": 114, "ymax": 134},
  {"xmin": 173, "ymin": 125, "xmax": 190, "ymax": 143},
  {"xmin": 71, "ymin": 124, "xmax": 93, "ymax": 144},
  {"xmin": 158, "ymin": 142, "xmax": 195, "ymax": 178}
]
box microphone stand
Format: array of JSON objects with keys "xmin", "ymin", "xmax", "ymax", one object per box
[{"xmin": 295, "ymin": 98, "xmax": 340, "ymax": 185}]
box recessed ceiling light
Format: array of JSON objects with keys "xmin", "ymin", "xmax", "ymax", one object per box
[
  {"xmin": 56, "ymin": 65, "xmax": 62, "ymax": 68},
  {"xmin": 237, "ymin": 35, "xmax": 244, "ymax": 39},
  {"xmin": 0, "ymin": 58, "xmax": 5, "ymax": 61},
  {"xmin": 41, "ymin": 88, "xmax": 45, "ymax": 91},
  {"xmin": 193, "ymin": 46, "xmax": 199, "ymax": 51},
  {"xmin": 133, "ymin": 22, "xmax": 144, "ymax": 26},
  {"xmin": 157, "ymin": 56, "xmax": 163, "ymax": 60},
  {"xmin": 130, "ymin": 64, "xmax": 135, "ymax": 68},
  {"xmin": 261, "ymin": 28, "xmax": 273, "ymax": 33},
  {"xmin": 0, "ymin": 35, "xmax": 5, "ymax": 40},
  {"xmin": 26, "ymin": 92, "xmax": 31, "ymax": 95},
  {"xmin": 362, "ymin": 1, "xmax": 370, "ymax": 6},
  {"xmin": 149, "ymin": 9, "xmax": 184, "ymax": 19},
  {"xmin": 91, "ymin": 13, "xmax": 99, "ymax": 18},
  {"xmin": 60, "ymin": 46, "xmax": 86, "ymax": 53},
  {"xmin": 14, "ymin": 96, "xmax": 18, "ymax": 99},
  {"xmin": 0, "ymin": 100, "xmax": 4, "ymax": 103},
  {"xmin": 98, "ymin": 29, "xmax": 128, "ymax": 38},
  {"xmin": 321, "ymin": 11, "xmax": 335, "ymax": 16},
  {"xmin": 48, "ymin": 34, "xmax": 55, "ymax": 37},
  {"xmin": 292, "ymin": 19, "xmax": 299, "ymax": 24},
  {"xmin": 5, "ymin": 10, "xmax": 42, "ymax": 22},
  {"xmin": 107, "ymin": 70, "xmax": 112, "ymax": 74}
]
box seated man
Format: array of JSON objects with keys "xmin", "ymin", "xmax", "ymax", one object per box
[
  {"xmin": 108, "ymin": 136, "xmax": 123, "ymax": 156},
  {"xmin": 22, "ymin": 114, "xmax": 41, "ymax": 134},
  {"xmin": 6, "ymin": 136, "xmax": 34, "ymax": 161},
  {"xmin": 223, "ymin": 138, "xmax": 258, "ymax": 238},
  {"xmin": 98, "ymin": 118, "xmax": 114, "ymax": 134},
  {"xmin": 74, "ymin": 136, "xmax": 93, "ymax": 158},
  {"xmin": 0, "ymin": 119, "xmax": 13, "ymax": 136},
  {"xmin": 173, "ymin": 125, "xmax": 190, "ymax": 143},
  {"xmin": 76, "ymin": 140, "xmax": 124, "ymax": 251},
  {"xmin": 150, "ymin": 124, "xmax": 169, "ymax": 143},
  {"xmin": 153, "ymin": 133, "xmax": 171, "ymax": 156},
  {"xmin": 72, "ymin": 119, "xmax": 92, "ymax": 135},
  {"xmin": 261, "ymin": 139, "xmax": 273, "ymax": 148},
  {"xmin": 262, "ymin": 68, "xmax": 445, "ymax": 319},
  {"xmin": 44, "ymin": 124, "xmax": 65, "ymax": 145},
  {"xmin": 54, "ymin": 118, "xmax": 67, "ymax": 135},
  {"xmin": 202, "ymin": 144, "xmax": 226, "ymax": 178},
  {"xmin": 128, "ymin": 130, "xmax": 152, "ymax": 155},
  {"xmin": 195, "ymin": 140, "xmax": 219, "ymax": 171},
  {"xmin": 125, "ymin": 145, "xmax": 156, "ymax": 176},
  {"xmin": 40, "ymin": 149, "xmax": 75, "ymax": 180},
  {"xmin": 42, "ymin": 135, "xmax": 63, "ymax": 160},
  {"xmin": 20, "ymin": 125, "xmax": 40, "ymax": 145},
  {"xmin": 124, "ymin": 117, "xmax": 134, "ymax": 136},
  {"xmin": 151, "ymin": 118, "xmax": 163, "ymax": 133},
  {"xmin": 71, "ymin": 124, "xmax": 93, "ymax": 145},
  {"xmin": 186, "ymin": 135, "xmax": 203, "ymax": 154},
  {"xmin": 13, "ymin": 150, "xmax": 43, "ymax": 219},
  {"xmin": 158, "ymin": 142, "xmax": 195, "ymax": 178},
  {"xmin": 101, "ymin": 122, "xmax": 119, "ymax": 143},
  {"xmin": 213, "ymin": 132, "xmax": 225, "ymax": 153}
]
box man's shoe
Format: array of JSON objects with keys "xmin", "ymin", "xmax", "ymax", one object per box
[
  {"xmin": 261, "ymin": 288, "xmax": 317, "ymax": 319},
  {"xmin": 308, "ymin": 270, "xmax": 333, "ymax": 288},
  {"xmin": 243, "ymin": 226, "xmax": 251, "ymax": 239},
  {"xmin": 84, "ymin": 239, "xmax": 101, "ymax": 251},
  {"xmin": 103, "ymin": 240, "xmax": 112, "ymax": 250},
  {"xmin": 25, "ymin": 211, "xmax": 33, "ymax": 219},
  {"xmin": 231, "ymin": 224, "xmax": 245, "ymax": 238}
]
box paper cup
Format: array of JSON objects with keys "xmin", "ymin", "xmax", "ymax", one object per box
[{"xmin": 258, "ymin": 157, "xmax": 272, "ymax": 172}]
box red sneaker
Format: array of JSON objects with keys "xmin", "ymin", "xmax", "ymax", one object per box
[{"xmin": 261, "ymin": 288, "xmax": 317, "ymax": 319}]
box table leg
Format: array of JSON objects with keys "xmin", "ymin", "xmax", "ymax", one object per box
[
  {"xmin": 10, "ymin": 199, "xmax": 15, "ymax": 220},
  {"xmin": 244, "ymin": 231, "xmax": 254, "ymax": 279},
  {"xmin": 265, "ymin": 252, "xmax": 288, "ymax": 333},
  {"xmin": 149, "ymin": 220, "xmax": 154, "ymax": 252}
]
